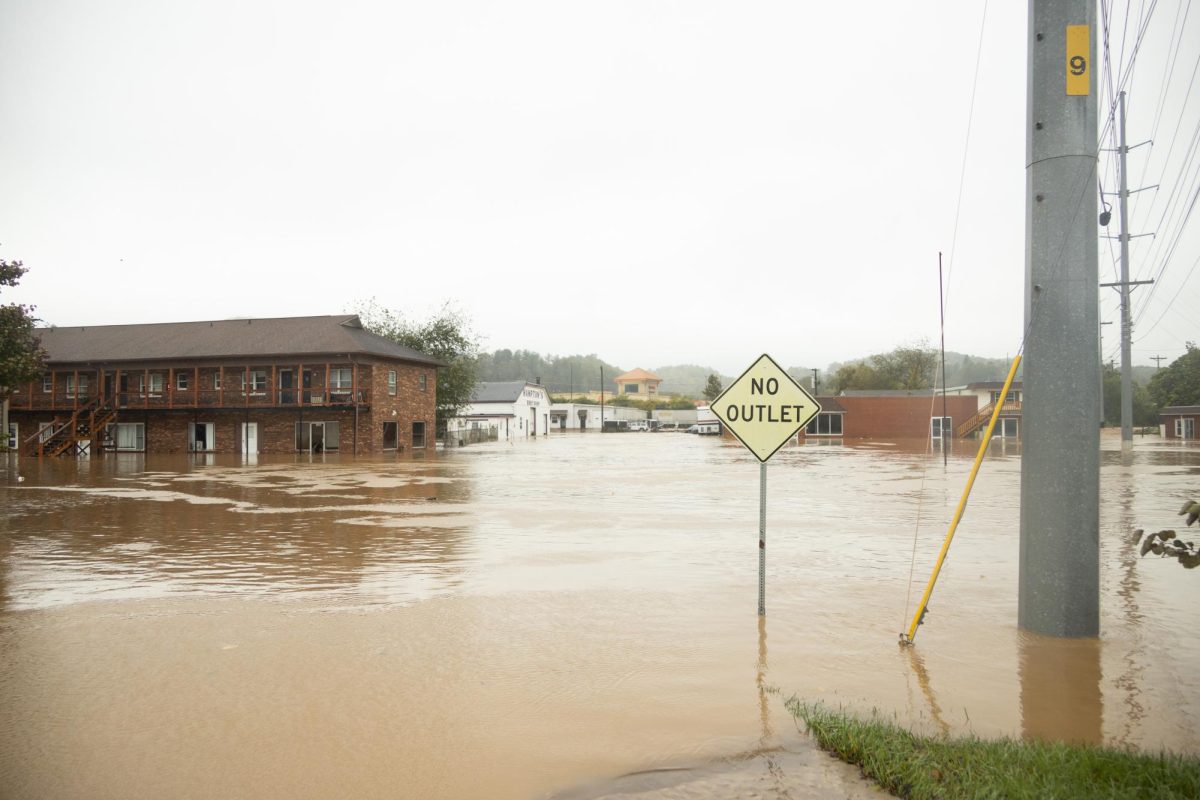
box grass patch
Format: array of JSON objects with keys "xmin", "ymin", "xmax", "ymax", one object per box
[{"xmin": 785, "ymin": 698, "xmax": 1200, "ymax": 799}]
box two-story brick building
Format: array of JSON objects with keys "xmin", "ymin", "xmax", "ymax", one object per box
[{"xmin": 8, "ymin": 315, "xmax": 440, "ymax": 457}]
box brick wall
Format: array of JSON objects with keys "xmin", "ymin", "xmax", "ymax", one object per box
[
  {"xmin": 362, "ymin": 360, "xmax": 437, "ymax": 454},
  {"xmin": 833, "ymin": 396, "xmax": 979, "ymax": 439}
]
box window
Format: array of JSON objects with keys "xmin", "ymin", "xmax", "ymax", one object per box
[
  {"xmin": 110, "ymin": 422, "xmax": 145, "ymax": 451},
  {"xmin": 65, "ymin": 374, "xmax": 90, "ymax": 398},
  {"xmin": 383, "ymin": 422, "xmax": 398, "ymax": 450},
  {"xmin": 42, "ymin": 375, "xmax": 52, "ymax": 393},
  {"xmin": 7, "ymin": 423, "xmax": 17, "ymax": 450},
  {"xmin": 330, "ymin": 368, "xmax": 353, "ymax": 390},
  {"xmin": 239, "ymin": 370, "xmax": 267, "ymax": 391},
  {"xmin": 213, "ymin": 372, "xmax": 222, "ymax": 390},
  {"xmin": 139, "ymin": 373, "xmax": 164, "ymax": 394},
  {"xmin": 625, "ymin": 383, "xmax": 639, "ymax": 393},
  {"xmin": 990, "ymin": 390, "xmax": 1019, "ymax": 405},
  {"xmin": 419, "ymin": 373, "xmax": 427, "ymax": 392},
  {"xmin": 387, "ymin": 370, "xmax": 397, "ymax": 395},
  {"xmin": 930, "ymin": 416, "xmax": 953, "ymax": 439},
  {"xmin": 176, "ymin": 372, "xmax": 190, "ymax": 391},
  {"xmin": 412, "ymin": 421, "xmax": 426, "ymax": 449},
  {"xmin": 806, "ymin": 413, "xmax": 844, "ymax": 436}
]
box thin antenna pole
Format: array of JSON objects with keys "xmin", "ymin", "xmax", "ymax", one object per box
[{"xmin": 939, "ymin": 252, "xmax": 949, "ymax": 466}]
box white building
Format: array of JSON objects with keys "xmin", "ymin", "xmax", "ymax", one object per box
[
  {"xmin": 549, "ymin": 403, "xmax": 647, "ymax": 431},
  {"xmin": 450, "ymin": 381, "xmax": 552, "ymax": 441}
]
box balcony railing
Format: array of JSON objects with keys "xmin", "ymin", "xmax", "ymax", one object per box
[{"xmin": 12, "ymin": 386, "xmax": 369, "ymax": 412}]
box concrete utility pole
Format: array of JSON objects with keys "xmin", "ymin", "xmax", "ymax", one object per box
[
  {"xmin": 1020, "ymin": 0, "xmax": 1100, "ymax": 638},
  {"xmin": 1117, "ymin": 91, "xmax": 1134, "ymax": 448},
  {"xmin": 1101, "ymin": 91, "xmax": 1155, "ymax": 447}
]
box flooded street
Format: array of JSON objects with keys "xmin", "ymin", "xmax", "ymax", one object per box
[{"xmin": 2, "ymin": 431, "xmax": 1198, "ymax": 799}]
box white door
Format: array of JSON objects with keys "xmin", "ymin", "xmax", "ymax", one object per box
[{"xmin": 240, "ymin": 422, "xmax": 258, "ymax": 454}]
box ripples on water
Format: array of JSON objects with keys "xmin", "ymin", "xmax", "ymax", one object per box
[{"xmin": 1, "ymin": 432, "xmax": 1198, "ymax": 799}]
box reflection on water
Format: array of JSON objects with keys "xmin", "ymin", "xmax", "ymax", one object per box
[
  {"xmin": 1019, "ymin": 633, "xmax": 1104, "ymax": 746},
  {"xmin": 1, "ymin": 432, "xmax": 1198, "ymax": 799}
]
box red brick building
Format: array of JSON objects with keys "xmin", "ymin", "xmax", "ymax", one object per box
[{"xmin": 8, "ymin": 315, "xmax": 440, "ymax": 457}]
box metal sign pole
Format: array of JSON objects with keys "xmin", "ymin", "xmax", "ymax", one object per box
[{"xmin": 758, "ymin": 461, "xmax": 766, "ymax": 616}]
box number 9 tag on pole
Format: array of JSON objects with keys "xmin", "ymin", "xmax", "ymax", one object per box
[{"xmin": 1066, "ymin": 25, "xmax": 1089, "ymax": 96}]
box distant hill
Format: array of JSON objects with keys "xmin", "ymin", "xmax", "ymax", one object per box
[
  {"xmin": 475, "ymin": 346, "xmax": 1165, "ymax": 398},
  {"xmin": 474, "ymin": 349, "xmax": 622, "ymax": 394},
  {"xmin": 653, "ymin": 364, "xmax": 731, "ymax": 397}
]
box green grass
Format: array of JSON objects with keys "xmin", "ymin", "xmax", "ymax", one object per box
[{"xmin": 784, "ymin": 698, "xmax": 1200, "ymax": 799}]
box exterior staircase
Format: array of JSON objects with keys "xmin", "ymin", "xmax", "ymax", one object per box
[
  {"xmin": 23, "ymin": 395, "xmax": 118, "ymax": 456},
  {"xmin": 955, "ymin": 400, "xmax": 1022, "ymax": 438}
]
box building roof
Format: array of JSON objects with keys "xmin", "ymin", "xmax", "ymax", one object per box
[
  {"xmin": 815, "ymin": 397, "xmax": 846, "ymax": 413},
  {"xmin": 469, "ymin": 381, "xmax": 545, "ymax": 403},
  {"xmin": 35, "ymin": 315, "xmax": 443, "ymax": 366},
  {"xmin": 1160, "ymin": 406, "xmax": 1200, "ymax": 414},
  {"xmin": 614, "ymin": 368, "xmax": 661, "ymax": 382},
  {"xmin": 838, "ymin": 389, "xmax": 936, "ymax": 397},
  {"xmin": 962, "ymin": 381, "xmax": 1025, "ymax": 390}
]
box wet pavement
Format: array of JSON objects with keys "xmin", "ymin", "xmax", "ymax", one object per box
[{"xmin": 1, "ymin": 430, "xmax": 1197, "ymax": 798}]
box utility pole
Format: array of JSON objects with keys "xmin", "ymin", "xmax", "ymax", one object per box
[
  {"xmin": 1100, "ymin": 91, "xmax": 1155, "ymax": 447},
  {"xmin": 1020, "ymin": 0, "xmax": 1099, "ymax": 638},
  {"xmin": 811, "ymin": 368, "xmax": 819, "ymax": 395},
  {"xmin": 1116, "ymin": 91, "xmax": 1134, "ymax": 448},
  {"xmin": 1151, "ymin": 355, "xmax": 1165, "ymax": 369}
]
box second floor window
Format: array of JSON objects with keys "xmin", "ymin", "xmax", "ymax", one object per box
[
  {"xmin": 176, "ymin": 373, "xmax": 190, "ymax": 391},
  {"xmin": 330, "ymin": 368, "xmax": 353, "ymax": 390},
  {"xmin": 419, "ymin": 373, "xmax": 427, "ymax": 392},
  {"xmin": 388, "ymin": 370, "xmax": 397, "ymax": 395},
  {"xmin": 241, "ymin": 370, "xmax": 267, "ymax": 391},
  {"xmin": 139, "ymin": 373, "xmax": 164, "ymax": 394},
  {"xmin": 42, "ymin": 375, "xmax": 52, "ymax": 393},
  {"xmin": 66, "ymin": 375, "xmax": 90, "ymax": 398}
]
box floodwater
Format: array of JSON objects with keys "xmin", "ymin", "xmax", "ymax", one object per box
[{"xmin": 1, "ymin": 430, "xmax": 1198, "ymax": 799}]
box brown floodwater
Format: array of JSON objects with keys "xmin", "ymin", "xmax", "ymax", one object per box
[{"xmin": 1, "ymin": 430, "xmax": 1198, "ymax": 799}]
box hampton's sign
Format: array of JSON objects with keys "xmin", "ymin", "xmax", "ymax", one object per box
[{"xmin": 710, "ymin": 354, "xmax": 821, "ymax": 462}]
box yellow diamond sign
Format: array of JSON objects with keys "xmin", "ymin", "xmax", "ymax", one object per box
[{"xmin": 710, "ymin": 354, "xmax": 822, "ymax": 462}]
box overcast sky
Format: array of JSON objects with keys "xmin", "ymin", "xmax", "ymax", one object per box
[{"xmin": 1, "ymin": 2, "xmax": 1196, "ymax": 375}]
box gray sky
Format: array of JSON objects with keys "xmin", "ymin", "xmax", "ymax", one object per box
[{"xmin": 2, "ymin": 2, "xmax": 1196, "ymax": 376}]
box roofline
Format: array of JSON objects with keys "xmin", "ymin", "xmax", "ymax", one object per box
[{"xmin": 37, "ymin": 351, "xmax": 440, "ymax": 368}]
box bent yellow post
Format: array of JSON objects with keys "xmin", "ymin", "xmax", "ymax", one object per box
[{"xmin": 902, "ymin": 354, "xmax": 1022, "ymax": 645}]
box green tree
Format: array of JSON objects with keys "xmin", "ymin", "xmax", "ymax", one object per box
[
  {"xmin": 828, "ymin": 360, "xmax": 878, "ymax": 393},
  {"xmin": 355, "ymin": 299, "xmax": 481, "ymax": 430},
  {"xmin": 702, "ymin": 373, "xmax": 722, "ymax": 401},
  {"xmin": 827, "ymin": 342, "xmax": 938, "ymax": 393},
  {"xmin": 1102, "ymin": 363, "xmax": 1159, "ymax": 427},
  {"xmin": 0, "ymin": 259, "xmax": 47, "ymax": 401},
  {"xmin": 1148, "ymin": 343, "xmax": 1200, "ymax": 409}
]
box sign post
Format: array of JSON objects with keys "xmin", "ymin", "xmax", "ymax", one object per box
[{"xmin": 710, "ymin": 354, "xmax": 821, "ymax": 615}]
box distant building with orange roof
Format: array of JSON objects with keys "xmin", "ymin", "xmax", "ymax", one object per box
[{"xmin": 613, "ymin": 368, "xmax": 662, "ymax": 398}]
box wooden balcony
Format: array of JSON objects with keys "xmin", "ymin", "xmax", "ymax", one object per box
[{"xmin": 10, "ymin": 364, "xmax": 372, "ymax": 414}]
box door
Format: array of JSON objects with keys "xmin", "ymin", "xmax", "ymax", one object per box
[
  {"xmin": 530, "ymin": 408, "xmax": 537, "ymax": 436},
  {"xmin": 240, "ymin": 422, "xmax": 258, "ymax": 455},
  {"xmin": 311, "ymin": 422, "xmax": 325, "ymax": 453},
  {"xmin": 190, "ymin": 422, "xmax": 215, "ymax": 452},
  {"xmin": 279, "ymin": 370, "xmax": 295, "ymax": 404},
  {"xmin": 1181, "ymin": 418, "xmax": 1197, "ymax": 440}
]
